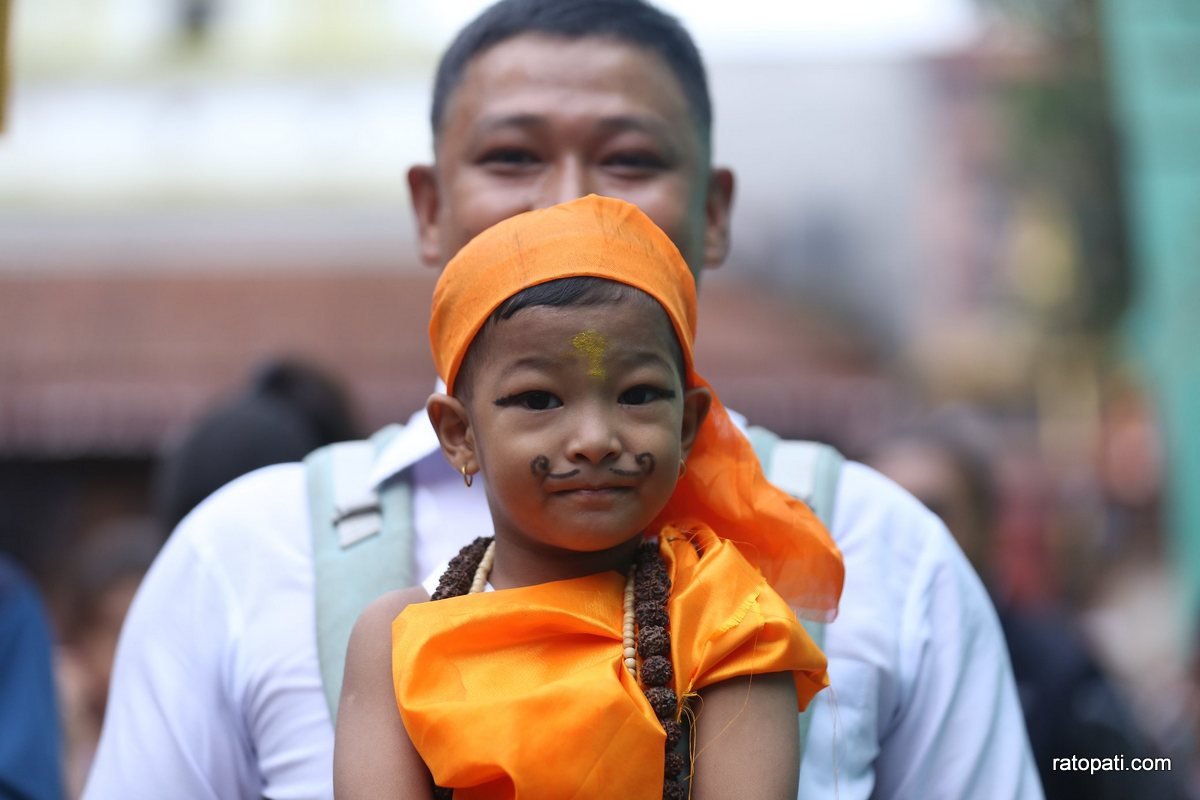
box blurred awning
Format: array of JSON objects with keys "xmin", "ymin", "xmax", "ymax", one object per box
[{"xmin": 0, "ymin": 269, "xmax": 904, "ymax": 459}]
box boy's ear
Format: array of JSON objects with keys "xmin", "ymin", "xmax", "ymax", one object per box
[
  {"xmin": 426, "ymin": 393, "xmax": 477, "ymax": 476},
  {"xmin": 679, "ymin": 387, "xmax": 712, "ymax": 460}
]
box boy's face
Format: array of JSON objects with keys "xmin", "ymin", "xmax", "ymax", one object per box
[
  {"xmin": 457, "ymin": 299, "xmax": 705, "ymax": 554},
  {"xmin": 409, "ymin": 34, "xmax": 733, "ymax": 279}
]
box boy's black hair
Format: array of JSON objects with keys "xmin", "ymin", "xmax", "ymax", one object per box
[
  {"xmin": 493, "ymin": 275, "xmax": 632, "ymax": 320},
  {"xmin": 456, "ymin": 277, "xmax": 687, "ymax": 399},
  {"xmin": 431, "ymin": 0, "xmax": 712, "ymax": 143}
]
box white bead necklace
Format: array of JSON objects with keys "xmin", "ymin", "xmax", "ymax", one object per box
[{"xmin": 468, "ymin": 540, "xmax": 640, "ymax": 679}]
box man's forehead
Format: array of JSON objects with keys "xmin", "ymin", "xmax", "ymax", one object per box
[
  {"xmin": 469, "ymin": 33, "xmax": 655, "ymax": 70},
  {"xmin": 450, "ymin": 34, "xmax": 693, "ymax": 119}
]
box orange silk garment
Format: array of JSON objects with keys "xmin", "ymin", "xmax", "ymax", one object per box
[{"xmin": 391, "ymin": 525, "xmax": 828, "ymax": 799}]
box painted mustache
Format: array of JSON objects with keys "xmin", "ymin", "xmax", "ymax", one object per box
[
  {"xmin": 612, "ymin": 453, "xmax": 656, "ymax": 477},
  {"xmin": 530, "ymin": 455, "xmax": 578, "ymax": 480},
  {"xmin": 530, "ymin": 452, "xmax": 656, "ymax": 478}
]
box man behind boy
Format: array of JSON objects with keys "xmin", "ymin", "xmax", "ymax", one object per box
[{"xmin": 86, "ymin": 1, "xmax": 1041, "ymax": 798}]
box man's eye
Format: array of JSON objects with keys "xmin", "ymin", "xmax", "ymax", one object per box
[
  {"xmin": 478, "ymin": 148, "xmax": 540, "ymax": 169},
  {"xmin": 495, "ymin": 391, "xmax": 562, "ymax": 410},
  {"xmin": 619, "ymin": 385, "xmax": 674, "ymax": 405},
  {"xmin": 603, "ymin": 151, "xmax": 667, "ymax": 174}
]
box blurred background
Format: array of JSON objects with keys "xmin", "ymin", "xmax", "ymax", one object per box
[{"xmin": 1, "ymin": 0, "xmax": 1197, "ymax": 796}]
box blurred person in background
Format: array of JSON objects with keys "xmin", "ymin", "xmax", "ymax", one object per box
[
  {"xmin": 153, "ymin": 357, "xmax": 361, "ymax": 530},
  {"xmin": 56, "ymin": 357, "xmax": 355, "ymax": 794},
  {"xmin": 2, "ymin": 23, "xmax": 64, "ymax": 792},
  {"xmin": 867, "ymin": 408, "xmax": 1189, "ymax": 799},
  {"xmin": 56, "ymin": 518, "xmax": 162, "ymax": 799},
  {"xmin": 1184, "ymin": 621, "xmax": 1200, "ymax": 796},
  {"xmin": 86, "ymin": 1, "xmax": 1040, "ymax": 798},
  {"xmin": 0, "ymin": 553, "xmax": 64, "ymax": 800}
]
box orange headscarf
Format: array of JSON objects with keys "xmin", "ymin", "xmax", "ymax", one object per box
[{"xmin": 429, "ymin": 194, "xmax": 842, "ymax": 621}]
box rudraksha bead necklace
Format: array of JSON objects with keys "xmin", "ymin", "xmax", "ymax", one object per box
[{"xmin": 430, "ymin": 535, "xmax": 686, "ymax": 799}]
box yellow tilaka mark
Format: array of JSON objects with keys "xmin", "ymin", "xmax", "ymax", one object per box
[{"xmin": 571, "ymin": 329, "xmax": 608, "ymax": 379}]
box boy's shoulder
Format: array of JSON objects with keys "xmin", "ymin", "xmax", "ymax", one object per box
[{"xmin": 362, "ymin": 586, "xmax": 429, "ymax": 623}]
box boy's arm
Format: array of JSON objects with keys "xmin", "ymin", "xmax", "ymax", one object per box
[
  {"xmin": 334, "ymin": 588, "xmax": 433, "ymax": 800},
  {"xmin": 691, "ymin": 672, "xmax": 800, "ymax": 800}
]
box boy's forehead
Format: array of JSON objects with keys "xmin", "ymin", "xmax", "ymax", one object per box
[
  {"xmin": 486, "ymin": 299, "xmax": 685, "ymax": 371},
  {"xmin": 492, "ymin": 292, "xmax": 655, "ymax": 331}
]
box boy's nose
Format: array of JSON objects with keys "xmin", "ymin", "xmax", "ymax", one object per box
[{"xmin": 567, "ymin": 410, "xmax": 621, "ymax": 465}]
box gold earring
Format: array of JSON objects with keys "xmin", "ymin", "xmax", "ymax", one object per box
[
  {"xmin": 678, "ymin": 458, "xmax": 687, "ymax": 477},
  {"xmin": 460, "ymin": 464, "xmax": 474, "ymax": 488}
]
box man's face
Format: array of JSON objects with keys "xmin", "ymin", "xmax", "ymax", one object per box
[{"xmin": 409, "ymin": 34, "xmax": 733, "ymax": 278}]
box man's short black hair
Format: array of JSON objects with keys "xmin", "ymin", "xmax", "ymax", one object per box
[{"xmin": 431, "ymin": 0, "xmax": 712, "ymax": 142}]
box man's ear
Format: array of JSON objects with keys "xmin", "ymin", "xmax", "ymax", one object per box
[
  {"xmin": 408, "ymin": 164, "xmax": 443, "ymax": 268},
  {"xmin": 702, "ymin": 167, "xmax": 735, "ymax": 269},
  {"xmin": 680, "ymin": 386, "xmax": 713, "ymax": 459},
  {"xmin": 426, "ymin": 393, "xmax": 477, "ymax": 476}
]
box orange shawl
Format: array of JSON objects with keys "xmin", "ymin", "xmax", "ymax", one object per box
[{"xmin": 393, "ymin": 526, "xmax": 827, "ymax": 799}]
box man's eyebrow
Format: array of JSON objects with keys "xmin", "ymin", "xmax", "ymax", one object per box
[
  {"xmin": 473, "ymin": 113, "xmax": 674, "ymax": 138},
  {"xmin": 593, "ymin": 115, "xmax": 673, "ymax": 138},
  {"xmin": 475, "ymin": 113, "xmax": 546, "ymax": 134}
]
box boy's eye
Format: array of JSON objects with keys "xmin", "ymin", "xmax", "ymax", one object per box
[
  {"xmin": 495, "ymin": 391, "xmax": 562, "ymax": 410},
  {"xmin": 619, "ymin": 385, "xmax": 674, "ymax": 406}
]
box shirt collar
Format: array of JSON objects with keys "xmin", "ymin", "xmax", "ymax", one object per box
[{"xmin": 368, "ymin": 380, "xmax": 446, "ymax": 488}]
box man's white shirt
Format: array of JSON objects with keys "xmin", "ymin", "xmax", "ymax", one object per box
[{"xmin": 84, "ymin": 405, "xmax": 1042, "ymax": 799}]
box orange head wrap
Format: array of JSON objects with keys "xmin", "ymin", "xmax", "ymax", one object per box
[{"xmin": 429, "ymin": 194, "xmax": 842, "ymax": 620}]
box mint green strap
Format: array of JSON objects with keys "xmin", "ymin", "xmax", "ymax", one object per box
[
  {"xmin": 746, "ymin": 427, "xmax": 844, "ymax": 769},
  {"xmin": 308, "ymin": 425, "xmax": 415, "ymax": 720}
]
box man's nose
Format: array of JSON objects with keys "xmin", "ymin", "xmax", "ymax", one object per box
[{"xmin": 536, "ymin": 157, "xmax": 592, "ymax": 208}]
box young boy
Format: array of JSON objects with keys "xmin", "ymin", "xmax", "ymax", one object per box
[{"xmin": 333, "ymin": 195, "xmax": 843, "ymax": 799}]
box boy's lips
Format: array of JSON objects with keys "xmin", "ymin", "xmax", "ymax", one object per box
[
  {"xmin": 549, "ymin": 479, "xmax": 637, "ymax": 494},
  {"xmin": 549, "ymin": 484, "xmax": 635, "ymax": 510}
]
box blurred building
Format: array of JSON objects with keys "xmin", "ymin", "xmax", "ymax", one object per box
[
  {"xmin": 1, "ymin": 0, "xmax": 970, "ymax": 470},
  {"xmin": 7, "ymin": 3, "xmax": 1199, "ymax": 793},
  {"xmin": 0, "ymin": 0, "xmax": 1144, "ymax": 535}
]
